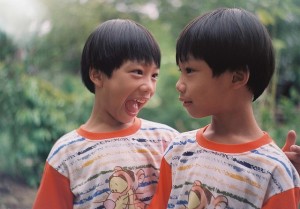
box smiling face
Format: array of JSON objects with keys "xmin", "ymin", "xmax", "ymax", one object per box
[
  {"xmin": 92, "ymin": 60, "xmax": 159, "ymax": 125},
  {"xmin": 176, "ymin": 57, "xmax": 233, "ymax": 119}
]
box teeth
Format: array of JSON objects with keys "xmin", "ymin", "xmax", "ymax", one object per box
[{"xmin": 135, "ymin": 99, "xmax": 146, "ymax": 103}]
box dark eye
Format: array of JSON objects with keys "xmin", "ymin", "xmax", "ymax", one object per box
[
  {"xmin": 132, "ymin": 69, "xmax": 143, "ymax": 75},
  {"xmin": 152, "ymin": 73, "xmax": 159, "ymax": 80},
  {"xmin": 186, "ymin": 67, "xmax": 193, "ymax": 74}
]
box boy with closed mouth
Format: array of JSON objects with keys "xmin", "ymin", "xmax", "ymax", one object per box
[{"xmin": 150, "ymin": 8, "xmax": 300, "ymax": 209}]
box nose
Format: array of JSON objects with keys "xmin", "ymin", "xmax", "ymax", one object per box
[
  {"xmin": 176, "ymin": 78, "xmax": 185, "ymax": 93},
  {"xmin": 140, "ymin": 78, "xmax": 156, "ymax": 94}
]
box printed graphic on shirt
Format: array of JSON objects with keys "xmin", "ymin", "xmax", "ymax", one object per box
[
  {"xmin": 186, "ymin": 180, "xmax": 228, "ymax": 209},
  {"xmin": 44, "ymin": 119, "xmax": 178, "ymax": 209},
  {"xmin": 102, "ymin": 166, "xmax": 148, "ymax": 209},
  {"xmin": 165, "ymin": 129, "xmax": 300, "ymax": 209}
]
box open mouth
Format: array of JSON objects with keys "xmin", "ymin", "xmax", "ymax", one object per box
[
  {"xmin": 135, "ymin": 98, "xmax": 147, "ymax": 104},
  {"xmin": 125, "ymin": 98, "xmax": 148, "ymax": 116}
]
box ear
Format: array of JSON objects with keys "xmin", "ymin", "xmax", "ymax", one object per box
[
  {"xmin": 89, "ymin": 68, "xmax": 103, "ymax": 88},
  {"xmin": 136, "ymin": 169, "xmax": 145, "ymax": 184},
  {"xmin": 231, "ymin": 70, "xmax": 249, "ymax": 88}
]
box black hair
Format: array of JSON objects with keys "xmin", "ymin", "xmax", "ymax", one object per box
[
  {"xmin": 176, "ymin": 8, "xmax": 275, "ymax": 101},
  {"xmin": 81, "ymin": 19, "xmax": 161, "ymax": 93}
]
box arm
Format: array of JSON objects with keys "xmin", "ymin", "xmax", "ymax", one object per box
[
  {"xmin": 282, "ymin": 130, "xmax": 300, "ymax": 174},
  {"xmin": 262, "ymin": 188, "xmax": 300, "ymax": 209},
  {"xmin": 148, "ymin": 158, "xmax": 172, "ymax": 209},
  {"xmin": 32, "ymin": 162, "xmax": 74, "ymax": 209}
]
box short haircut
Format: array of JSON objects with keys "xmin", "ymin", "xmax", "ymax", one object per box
[
  {"xmin": 176, "ymin": 8, "xmax": 275, "ymax": 101},
  {"xmin": 81, "ymin": 19, "xmax": 161, "ymax": 93}
]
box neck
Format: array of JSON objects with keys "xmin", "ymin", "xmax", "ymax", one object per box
[
  {"xmin": 82, "ymin": 117, "xmax": 134, "ymax": 133},
  {"xmin": 83, "ymin": 108, "xmax": 135, "ymax": 133},
  {"xmin": 204, "ymin": 106, "xmax": 263, "ymax": 144}
]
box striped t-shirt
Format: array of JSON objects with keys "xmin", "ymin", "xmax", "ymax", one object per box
[
  {"xmin": 33, "ymin": 118, "xmax": 179, "ymax": 209},
  {"xmin": 150, "ymin": 126, "xmax": 300, "ymax": 209}
]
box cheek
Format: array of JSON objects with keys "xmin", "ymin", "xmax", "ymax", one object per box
[
  {"xmin": 190, "ymin": 82, "xmax": 206, "ymax": 97},
  {"xmin": 109, "ymin": 82, "xmax": 131, "ymax": 96},
  {"xmin": 151, "ymin": 83, "xmax": 157, "ymax": 94}
]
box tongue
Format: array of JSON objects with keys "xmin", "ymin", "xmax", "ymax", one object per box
[{"xmin": 125, "ymin": 100, "xmax": 139, "ymax": 115}]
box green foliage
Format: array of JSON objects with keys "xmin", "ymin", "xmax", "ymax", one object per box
[
  {"xmin": 0, "ymin": 69, "xmax": 92, "ymax": 186},
  {"xmin": 0, "ymin": 31, "xmax": 16, "ymax": 61},
  {"xmin": 0, "ymin": 35, "xmax": 92, "ymax": 186},
  {"xmin": 254, "ymin": 89, "xmax": 300, "ymax": 148},
  {"xmin": 1, "ymin": 0, "xmax": 300, "ymax": 189}
]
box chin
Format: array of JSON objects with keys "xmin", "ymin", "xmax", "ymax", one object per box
[
  {"xmin": 187, "ymin": 111, "xmax": 207, "ymax": 119},
  {"xmin": 186, "ymin": 110, "xmax": 198, "ymax": 118}
]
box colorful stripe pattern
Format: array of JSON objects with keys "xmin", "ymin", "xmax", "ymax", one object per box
[
  {"xmin": 164, "ymin": 127, "xmax": 300, "ymax": 209},
  {"xmin": 47, "ymin": 118, "xmax": 178, "ymax": 209}
]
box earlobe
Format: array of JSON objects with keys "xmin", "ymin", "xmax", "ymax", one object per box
[{"xmin": 89, "ymin": 68, "xmax": 103, "ymax": 88}]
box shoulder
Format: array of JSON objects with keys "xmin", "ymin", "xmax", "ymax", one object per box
[
  {"xmin": 172, "ymin": 129, "xmax": 198, "ymax": 144},
  {"xmin": 178, "ymin": 129, "xmax": 198, "ymax": 137},
  {"xmin": 258, "ymin": 141, "xmax": 300, "ymax": 182},
  {"xmin": 47, "ymin": 129, "xmax": 83, "ymax": 163},
  {"xmin": 164, "ymin": 129, "xmax": 198, "ymax": 158},
  {"xmin": 265, "ymin": 142, "xmax": 298, "ymax": 170},
  {"xmin": 256, "ymin": 142, "xmax": 300, "ymax": 198}
]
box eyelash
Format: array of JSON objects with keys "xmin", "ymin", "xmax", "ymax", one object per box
[
  {"xmin": 178, "ymin": 68, "xmax": 193, "ymax": 74},
  {"xmin": 133, "ymin": 70, "xmax": 143, "ymax": 75},
  {"xmin": 153, "ymin": 73, "xmax": 159, "ymax": 79},
  {"xmin": 132, "ymin": 70, "xmax": 159, "ymax": 79},
  {"xmin": 186, "ymin": 68, "xmax": 193, "ymax": 73}
]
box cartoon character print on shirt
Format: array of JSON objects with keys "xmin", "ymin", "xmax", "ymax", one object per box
[
  {"xmin": 186, "ymin": 180, "xmax": 228, "ymax": 209},
  {"xmin": 103, "ymin": 166, "xmax": 148, "ymax": 209}
]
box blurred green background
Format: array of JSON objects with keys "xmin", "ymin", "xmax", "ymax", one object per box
[{"xmin": 1, "ymin": 0, "xmax": 300, "ymax": 194}]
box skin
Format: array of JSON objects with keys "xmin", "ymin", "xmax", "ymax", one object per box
[
  {"xmin": 82, "ymin": 60, "xmax": 159, "ymax": 133},
  {"xmin": 176, "ymin": 57, "xmax": 300, "ymax": 168},
  {"xmin": 176, "ymin": 58, "xmax": 233, "ymax": 119},
  {"xmin": 283, "ymin": 130, "xmax": 300, "ymax": 174},
  {"xmin": 83, "ymin": 58, "xmax": 299, "ymax": 170},
  {"xmin": 176, "ymin": 57, "xmax": 263, "ymax": 144}
]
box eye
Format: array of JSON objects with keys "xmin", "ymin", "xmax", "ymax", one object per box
[
  {"xmin": 132, "ymin": 69, "xmax": 143, "ymax": 75},
  {"xmin": 152, "ymin": 73, "xmax": 159, "ymax": 80},
  {"xmin": 186, "ymin": 67, "xmax": 193, "ymax": 74}
]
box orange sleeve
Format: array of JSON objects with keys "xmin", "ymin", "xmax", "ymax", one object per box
[
  {"xmin": 262, "ymin": 187, "xmax": 300, "ymax": 209},
  {"xmin": 148, "ymin": 157, "xmax": 172, "ymax": 209},
  {"xmin": 32, "ymin": 162, "xmax": 74, "ymax": 209}
]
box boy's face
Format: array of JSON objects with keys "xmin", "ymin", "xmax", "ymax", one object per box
[
  {"xmin": 176, "ymin": 57, "xmax": 234, "ymax": 118},
  {"xmin": 95, "ymin": 60, "xmax": 159, "ymax": 125}
]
